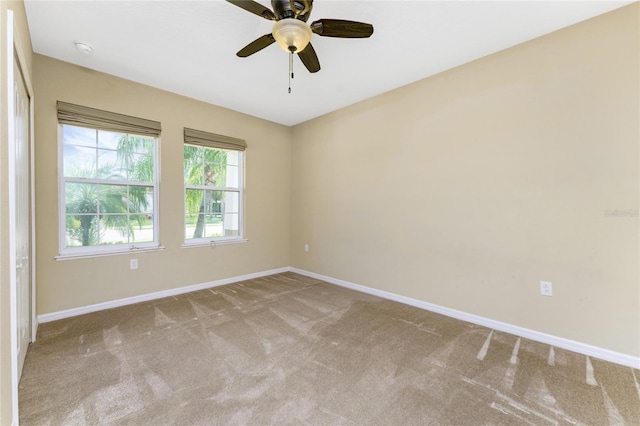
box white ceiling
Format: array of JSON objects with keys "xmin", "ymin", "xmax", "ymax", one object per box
[{"xmin": 25, "ymin": 0, "xmax": 632, "ymax": 126}]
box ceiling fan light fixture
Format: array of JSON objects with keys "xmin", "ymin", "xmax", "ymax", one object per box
[{"xmin": 272, "ymin": 18, "xmax": 312, "ymax": 53}]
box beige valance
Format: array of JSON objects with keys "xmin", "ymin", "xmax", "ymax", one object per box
[
  {"xmin": 184, "ymin": 127, "xmax": 246, "ymax": 151},
  {"xmin": 57, "ymin": 101, "xmax": 161, "ymax": 136}
]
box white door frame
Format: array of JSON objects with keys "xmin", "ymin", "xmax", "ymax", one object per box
[{"xmin": 7, "ymin": 9, "xmax": 37, "ymax": 425}]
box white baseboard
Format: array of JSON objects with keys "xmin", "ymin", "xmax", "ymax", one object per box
[
  {"xmin": 290, "ymin": 268, "xmax": 640, "ymax": 370},
  {"xmin": 37, "ymin": 267, "xmax": 290, "ymax": 324},
  {"xmin": 36, "ymin": 265, "xmax": 639, "ymax": 369}
]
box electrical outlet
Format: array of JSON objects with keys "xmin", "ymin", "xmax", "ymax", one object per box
[
  {"xmin": 540, "ymin": 281, "xmax": 552, "ymax": 296},
  {"xmin": 304, "ymin": 244, "xmax": 309, "ymax": 252},
  {"xmin": 130, "ymin": 259, "xmax": 138, "ymax": 270}
]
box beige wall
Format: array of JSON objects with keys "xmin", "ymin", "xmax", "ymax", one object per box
[
  {"xmin": 34, "ymin": 55, "xmax": 292, "ymax": 314},
  {"xmin": 291, "ymin": 4, "xmax": 639, "ymax": 357},
  {"xmin": 1, "ymin": 0, "xmax": 33, "ymax": 423}
]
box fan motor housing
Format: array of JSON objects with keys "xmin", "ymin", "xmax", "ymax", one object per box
[{"xmin": 272, "ymin": 0, "xmax": 313, "ymax": 22}]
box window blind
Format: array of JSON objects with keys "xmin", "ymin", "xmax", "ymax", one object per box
[
  {"xmin": 184, "ymin": 127, "xmax": 247, "ymax": 151},
  {"xmin": 57, "ymin": 101, "xmax": 161, "ymax": 136}
]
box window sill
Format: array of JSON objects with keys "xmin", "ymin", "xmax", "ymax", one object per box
[
  {"xmin": 181, "ymin": 238, "xmax": 248, "ymax": 249},
  {"xmin": 55, "ymin": 245, "xmax": 166, "ymax": 261}
]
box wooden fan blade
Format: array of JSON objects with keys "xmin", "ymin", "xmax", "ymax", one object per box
[
  {"xmin": 226, "ymin": 0, "xmax": 276, "ymax": 20},
  {"xmin": 310, "ymin": 19, "xmax": 374, "ymax": 38},
  {"xmin": 298, "ymin": 42, "xmax": 320, "ymax": 73},
  {"xmin": 237, "ymin": 34, "xmax": 275, "ymax": 57}
]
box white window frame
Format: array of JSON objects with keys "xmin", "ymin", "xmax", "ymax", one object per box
[
  {"xmin": 183, "ymin": 143, "xmax": 246, "ymax": 247},
  {"xmin": 57, "ymin": 124, "xmax": 161, "ymax": 258}
]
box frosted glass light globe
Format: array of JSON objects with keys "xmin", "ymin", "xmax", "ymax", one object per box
[{"xmin": 272, "ymin": 18, "xmax": 312, "ymax": 52}]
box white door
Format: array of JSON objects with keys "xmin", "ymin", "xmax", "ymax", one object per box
[{"xmin": 14, "ymin": 53, "xmax": 31, "ymax": 376}]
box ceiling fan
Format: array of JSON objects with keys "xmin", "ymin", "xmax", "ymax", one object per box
[{"xmin": 226, "ymin": 0, "xmax": 374, "ymax": 73}]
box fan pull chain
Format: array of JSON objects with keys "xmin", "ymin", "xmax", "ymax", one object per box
[{"xmin": 288, "ymin": 51, "xmax": 294, "ymax": 94}]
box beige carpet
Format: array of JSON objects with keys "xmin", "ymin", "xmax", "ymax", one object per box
[{"xmin": 19, "ymin": 272, "xmax": 640, "ymax": 425}]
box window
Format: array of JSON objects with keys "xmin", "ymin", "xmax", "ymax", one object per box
[
  {"xmin": 57, "ymin": 102, "xmax": 161, "ymax": 257},
  {"xmin": 183, "ymin": 128, "xmax": 246, "ymax": 244}
]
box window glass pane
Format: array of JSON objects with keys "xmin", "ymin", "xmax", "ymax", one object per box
[
  {"xmin": 63, "ymin": 145, "xmax": 96, "ymax": 178},
  {"xmin": 128, "ymin": 136, "xmax": 155, "ymax": 154},
  {"xmin": 100, "ymin": 214, "xmax": 130, "ymax": 245},
  {"xmin": 185, "ymin": 215, "xmax": 202, "ymax": 240},
  {"xmin": 203, "ymin": 147, "xmax": 225, "ymax": 163},
  {"xmin": 65, "ymin": 182, "xmax": 97, "ymax": 214},
  {"xmin": 63, "ymin": 125, "xmax": 96, "ymax": 148},
  {"xmin": 186, "ymin": 213, "xmax": 223, "ymax": 239},
  {"xmin": 225, "ymin": 164, "xmax": 239, "ymax": 188},
  {"xmin": 65, "ymin": 214, "xmax": 97, "ymax": 247},
  {"xmin": 97, "ymin": 184, "xmax": 128, "ymax": 214},
  {"xmin": 128, "ymin": 153, "xmax": 154, "ymax": 182},
  {"xmin": 130, "ymin": 214, "xmax": 154, "ymax": 243},
  {"xmin": 97, "ymin": 149, "xmax": 123, "ymax": 180},
  {"xmin": 185, "ymin": 189, "xmax": 222, "ymax": 239},
  {"xmin": 221, "ymin": 192, "xmax": 240, "ymax": 236},
  {"xmin": 223, "ymin": 213, "xmax": 239, "ymax": 237},
  {"xmin": 185, "ymin": 214, "xmax": 223, "ymax": 240},
  {"xmin": 184, "ymin": 145, "xmax": 204, "ymax": 185},
  {"xmin": 203, "ymin": 217, "xmax": 222, "ymax": 238},
  {"xmin": 130, "ymin": 186, "xmax": 154, "ymax": 214},
  {"xmin": 205, "ymin": 190, "xmax": 223, "ymax": 215},
  {"xmin": 222, "ymin": 191, "xmax": 239, "ymax": 213},
  {"xmin": 202, "ymin": 188, "xmax": 223, "ymax": 237},
  {"xmin": 226, "ymin": 150, "xmax": 239, "ymax": 167},
  {"xmin": 97, "ymin": 130, "xmax": 123, "ymax": 150},
  {"xmin": 199, "ymin": 148, "xmax": 227, "ymax": 187},
  {"xmin": 185, "ymin": 190, "xmax": 240, "ymax": 239},
  {"xmin": 204, "ymin": 162, "xmax": 223, "ymax": 186},
  {"xmin": 185, "ymin": 189, "xmax": 202, "ymax": 239},
  {"xmin": 185, "ymin": 189, "xmax": 203, "ymax": 215}
]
